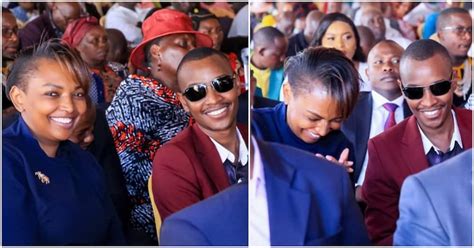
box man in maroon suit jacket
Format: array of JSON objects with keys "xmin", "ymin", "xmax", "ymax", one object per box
[
  {"xmin": 152, "ymin": 47, "xmax": 248, "ymax": 221},
  {"xmin": 362, "ymin": 39, "xmax": 472, "ymax": 245}
]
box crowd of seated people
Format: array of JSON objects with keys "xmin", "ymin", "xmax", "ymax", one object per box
[
  {"xmin": 250, "ymin": 1, "xmax": 472, "ymax": 246},
  {"xmin": 2, "ymin": 2, "xmax": 248, "ymax": 245},
  {"xmin": 2, "ymin": 1, "xmax": 472, "ymax": 246}
]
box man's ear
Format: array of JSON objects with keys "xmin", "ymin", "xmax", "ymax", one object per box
[
  {"xmin": 437, "ymin": 31, "xmax": 444, "ymax": 42},
  {"xmin": 282, "ymin": 82, "xmax": 293, "ymax": 105},
  {"xmin": 9, "ymin": 86, "xmax": 26, "ymax": 113},
  {"xmin": 365, "ymin": 67, "xmax": 370, "ymax": 81},
  {"xmin": 256, "ymin": 46, "xmax": 266, "ymax": 57},
  {"xmin": 397, "ymin": 79, "xmax": 404, "ymax": 92},
  {"xmin": 177, "ymin": 93, "xmax": 190, "ymax": 113}
]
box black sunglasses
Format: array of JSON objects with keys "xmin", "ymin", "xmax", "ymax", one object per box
[
  {"xmin": 182, "ymin": 74, "xmax": 235, "ymax": 102},
  {"xmin": 402, "ymin": 80, "xmax": 452, "ymax": 100}
]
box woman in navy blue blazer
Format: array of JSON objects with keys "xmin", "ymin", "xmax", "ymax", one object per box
[
  {"xmin": 252, "ymin": 47, "xmax": 359, "ymax": 176},
  {"xmin": 2, "ymin": 40, "xmax": 125, "ymax": 245}
]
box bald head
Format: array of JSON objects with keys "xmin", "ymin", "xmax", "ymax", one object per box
[
  {"xmin": 304, "ymin": 10, "xmax": 324, "ymax": 40},
  {"xmin": 367, "ymin": 40, "xmax": 405, "ymax": 100},
  {"xmin": 436, "ymin": 7, "xmax": 470, "ymax": 31},
  {"xmin": 277, "ymin": 11, "xmax": 295, "ymax": 37},
  {"xmin": 367, "ymin": 40, "xmax": 404, "ymax": 63},
  {"xmin": 360, "ymin": 8, "xmax": 386, "ymax": 42},
  {"xmin": 400, "ymin": 39, "xmax": 452, "ymax": 81},
  {"xmin": 51, "ymin": 2, "xmax": 82, "ymax": 32},
  {"xmin": 253, "ymin": 26, "xmax": 286, "ymax": 48},
  {"xmin": 357, "ymin": 25, "xmax": 376, "ymax": 58}
]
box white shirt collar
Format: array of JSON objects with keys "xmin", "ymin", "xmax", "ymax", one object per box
[
  {"xmin": 418, "ymin": 110, "xmax": 463, "ymax": 155},
  {"xmin": 209, "ymin": 128, "xmax": 248, "ymax": 165},
  {"xmin": 371, "ymin": 90, "xmax": 404, "ymax": 110}
]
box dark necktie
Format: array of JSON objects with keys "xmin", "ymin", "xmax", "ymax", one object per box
[
  {"xmin": 426, "ymin": 142, "xmax": 463, "ymax": 166},
  {"xmin": 223, "ymin": 159, "xmax": 248, "ymax": 184},
  {"xmin": 383, "ymin": 103, "xmax": 398, "ymax": 130}
]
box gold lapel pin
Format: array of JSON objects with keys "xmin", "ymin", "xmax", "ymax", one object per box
[{"xmin": 35, "ymin": 171, "xmax": 50, "ymax": 184}]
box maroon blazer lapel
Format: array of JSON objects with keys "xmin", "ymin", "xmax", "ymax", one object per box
[
  {"xmin": 237, "ymin": 123, "xmax": 249, "ymax": 147},
  {"xmin": 400, "ymin": 116, "xmax": 429, "ymax": 174},
  {"xmin": 191, "ymin": 124, "xmax": 230, "ymax": 191},
  {"xmin": 454, "ymin": 108, "xmax": 472, "ymax": 149}
]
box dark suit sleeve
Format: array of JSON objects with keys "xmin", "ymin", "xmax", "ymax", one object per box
[
  {"xmin": 340, "ymin": 166, "xmax": 370, "ymax": 245},
  {"xmin": 89, "ymin": 107, "xmax": 131, "ymax": 231},
  {"xmin": 362, "ymin": 139, "xmax": 398, "ymax": 245},
  {"xmin": 152, "ymin": 145, "xmax": 202, "ymax": 221},
  {"xmin": 160, "ymin": 218, "xmax": 210, "ymax": 245}
]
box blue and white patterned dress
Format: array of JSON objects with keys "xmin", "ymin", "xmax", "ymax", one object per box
[{"xmin": 106, "ymin": 74, "xmax": 190, "ymax": 241}]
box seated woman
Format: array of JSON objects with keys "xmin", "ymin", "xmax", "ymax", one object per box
[
  {"xmin": 105, "ymin": 9, "xmax": 212, "ymax": 244},
  {"xmin": 62, "ymin": 16, "xmax": 127, "ymax": 104},
  {"xmin": 310, "ymin": 13, "xmax": 369, "ymax": 91},
  {"xmin": 252, "ymin": 47, "xmax": 359, "ymax": 176},
  {"xmin": 2, "ymin": 40, "xmax": 125, "ymax": 245}
]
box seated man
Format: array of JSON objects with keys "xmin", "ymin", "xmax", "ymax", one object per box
[
  {"xmin": 250, "ymin": 27, "xmax": 288, "ymax": 101},
  {"xmin": 342, "ymin": 40, "xmax": 411, "ymax": 202},
  {"xmin": 250, "ymin": 137, "xmax": 370, "ymax": 245},
  {"xmin": 394, "ymin": 149, "xmax": 472, "ymax": 246},
  {"xmin": 436, "ymin": 7, "xmax": 472, "ymax": 107},
  {"xmin": 152, "ymin": 47, "xmax": 248, "ymax": 220},
  {"xmin": 362, "ymin": 39, "xmax": 472, "ymax": 245}
]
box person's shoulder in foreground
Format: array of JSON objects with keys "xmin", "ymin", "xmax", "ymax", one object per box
[
  {"xmin": 394, "ymin": 148, "xmax": 472, "ymax": 246},
  {"xmin": 256, "ymin": 139, "xmax": 370, "ymax": 245},
  {"xmin": 159, "ymin": 183, "xmax": 248, "ymax": 246}
]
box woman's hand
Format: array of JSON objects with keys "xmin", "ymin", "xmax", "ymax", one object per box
[{"xmin": 316, "ymin": 148, "xmax": 354, "ymax": 173}]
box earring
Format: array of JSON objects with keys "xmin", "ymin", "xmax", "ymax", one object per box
[{"xmin": 156, "ymin": 54, "xmax": 161, "ymax": 72}]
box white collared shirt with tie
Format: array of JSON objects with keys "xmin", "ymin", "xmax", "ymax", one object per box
[{"xmin": 357, "ymin": 91, "xmax": 405, "ymax": 186}]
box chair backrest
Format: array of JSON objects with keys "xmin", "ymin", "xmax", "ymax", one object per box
[{"xmin": 148, "ymin": 174, "xmax": 162, "ymax": 241}]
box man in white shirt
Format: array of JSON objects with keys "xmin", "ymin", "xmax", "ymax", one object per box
[
  {"xmin": 360, "ymin": 8, "xmax": 412, "ymax": 49},
  {"xmin": 342, "ymin": 40, "xmax": 411, "ymax": 202},
  {"xmin": 152, "ymin": 47, "xmax": 248, "ymax": 221},
  {"xmin": 361, "ymin": 39, "xmax": 472, "ymax": 246}
]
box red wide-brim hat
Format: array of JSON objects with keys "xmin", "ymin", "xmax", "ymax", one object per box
[{"xmin": 130, "ymin": 9, "xmax": 213, "ymax": 71}]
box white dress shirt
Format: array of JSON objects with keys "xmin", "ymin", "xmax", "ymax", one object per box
[
  {"xmin": 357, "ymin": 91, "xmax": 405, "ymax": 186},
  {"xmin": 105, "ymin": 3, "xmax": 143, "ymax": 47},
  {"xmin": 249, "ymin": 137, "xmax": 271, "ymax": 246},
  {"xmin": 419, "ymin": 110, "xmax": 463, "ymax": 155},
  {"xmin": 209, "ymin": 128, "xmax": 248, "ymax": 166}
]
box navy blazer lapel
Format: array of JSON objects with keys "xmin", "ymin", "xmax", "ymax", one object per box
[
  {"xmin": 257, "ymin": 140, "xmax": 310, "ymax": 245},
  {"xmin": 402, "ymin": 100, "xmax": 412, "ymax": 118},
  {"xmin": 191, "ymin": 124, "xmax": 230, "ymax": 191},
  {"xmin": 353, "ymin": 93, "xmax": 373, "ymax": 179}
]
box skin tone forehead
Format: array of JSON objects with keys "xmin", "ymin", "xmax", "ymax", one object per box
[
  {"xmin": 25, "ymin": 58, "xmax": 82, "ymax": 92},
  {"xmin": 178, "ymin": 55, "xmax": 232, "ymax": 90},
  {"xmin": 2, "ymin": 12, "xmax": 17, "ymax": 26},
  {"xmin": 362, "ymin": 9, "xmax": 383, "ymax": 22},
  {"xmin": 199, "ymin": 18, "xmax": 220, "ymax": 29},
  {"xmin": 300, "ymin": 89, "xmax": 342, "ymax": 120},
  {"xmin": 400, "ymin": 54, "xmax": 451, "ymax": 86},
  {"xmin": 368, "ymin": 42, "xmax": 403, "ymax": 62},
  {"xmin": 443, "ymin": 13, "xmax": 472, "ymax": 26},
  {"xmin": 325, "ymin": 21, "xmax": 354, "ymax": 36}
]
